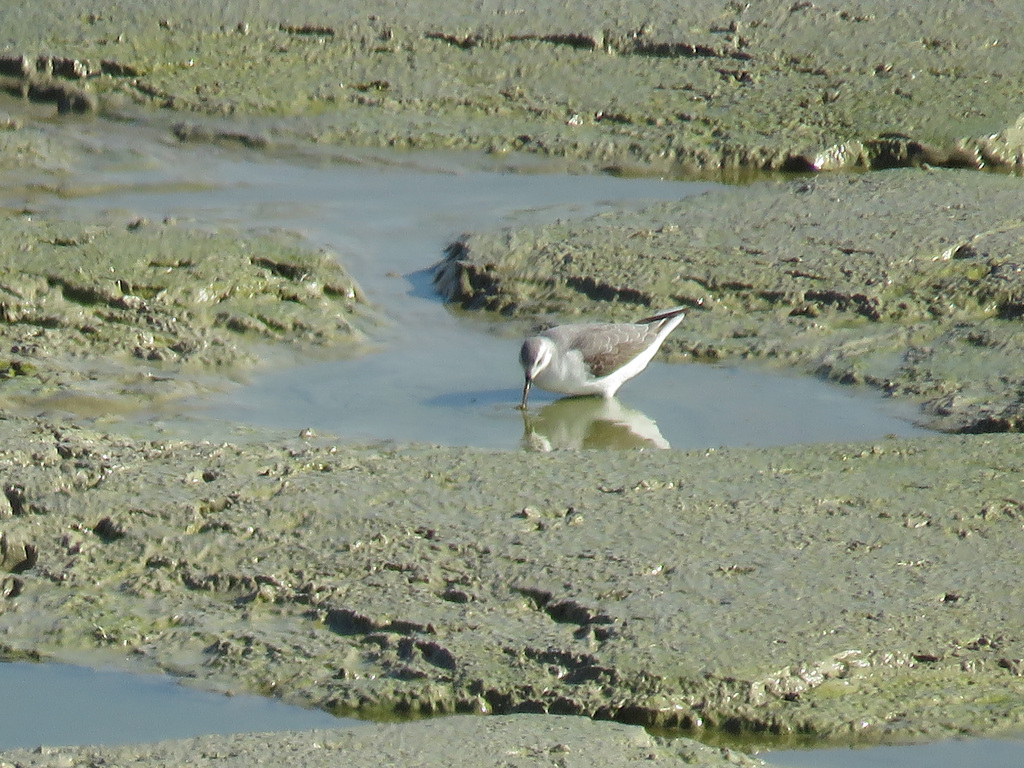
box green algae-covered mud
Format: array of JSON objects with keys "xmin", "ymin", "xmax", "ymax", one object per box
[
  {"xmin": 2, "ymin": 421, "xmax": 1024, "ymax": 746},
  {"xmin": 2, "ymin": 0, "xmax": 1024, "ymax": 765},
  {"xmin": 0, "ymin": 203, "xmax": 366, "ymax": 416},
  {"xmin": 3, "ymin": 0, "xmax": 1024, "ymax": 173}
]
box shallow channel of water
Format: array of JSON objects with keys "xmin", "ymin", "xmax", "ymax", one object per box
[
  {"xmin": 761, "ymin": 737, "xmax": 1024, "ymax": 768},
  {"xmin": 8, "ymin": 115, "xmax": 930, "ymax": 450},
  {"xmin": 3, "ymin": 656, "xmax": 1021, "ymax": 767}
]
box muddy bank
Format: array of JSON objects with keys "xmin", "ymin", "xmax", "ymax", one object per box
[
  {"xmin": 3, "ymin": 0, "xmax": 1024, "ymax": 173},
  {"xmin": 0, "ymin": 202, "xmax": 366, "ymax": 416},
  {"xmin": 0, "ymin": 714, "xmax": 762, "ymax": 768},
  {"xmin": 438, "ymin": 168, "xmax": 1024, "ymax": 432},
  {"xmin": 1, "ymin": 418, "xmax": 1023, "ymax": 742}
]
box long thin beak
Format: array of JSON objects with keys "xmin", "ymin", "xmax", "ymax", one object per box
[{"xmin": 520, "ymin": 378, "xmax": 532, "ymax": 410}]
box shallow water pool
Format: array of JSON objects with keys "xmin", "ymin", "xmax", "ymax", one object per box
[{"xmin": 0, "ymin": 660, "xmax": 346, "ymax": 751}]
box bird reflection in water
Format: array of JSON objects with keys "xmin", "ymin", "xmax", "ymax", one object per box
[{"xmin": 521, "ymin": 396, "xmax": 669, "ymax": 451}]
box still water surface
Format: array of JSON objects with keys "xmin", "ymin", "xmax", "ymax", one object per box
[
  {"xmin": 2, "ymin": 657, "xmax": 1019, "ymax": 767},
  {"xmin": 0, "ymin": 660, "xmax": 343, "ymax": 751}
]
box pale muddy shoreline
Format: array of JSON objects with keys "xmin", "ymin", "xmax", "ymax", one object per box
[
  {"xmin": 0, "ymin": 715, "xmax": 763, "ymax": 768},
  {"xmin": 1, "ymin": 1, "xmax": 1024, "ymax": 766}
]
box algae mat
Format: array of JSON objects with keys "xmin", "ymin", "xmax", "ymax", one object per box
[
  {"xmin": 4, "ymin": 0, "xmax": 1024, "ymax": 172},
  {"xmin": 1, "ymin": 418, "xmax": 1023, "ymax": 743},
  {"xmin": 0, "ymin": 210, "xmax": 366, "ymax": 415}
]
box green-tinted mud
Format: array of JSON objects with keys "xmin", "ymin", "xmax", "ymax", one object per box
[
  {"xmin": 4, "ymin": 1, "xmax": 1024, "ymax": 173},
  {"xmin": 0, "ymin": 210, "xmax": 365, "ymax": 415},
  {"xmin": 1, "ymin": 419, "xmax": 1023, "ymax": 744},
  {"xmin": 0, "ymin": 714, "xmax": 764, "ymax": 768},
  {"xmin": 1, "ymin": 1, "xmax": 1024, "ymax": 764}
]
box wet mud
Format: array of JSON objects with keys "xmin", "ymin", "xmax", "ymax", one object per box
[
  {"xmin": 2, "ymin": 419, "xmax": 1024, "ymax": 747},
  {"xmin": 1, "ymin": 1, "xmax": 1024, "ymax": 765},
  {"xmin": 0, "ymin": 205, "xmax": 366, "ymax": 417},
  {"xmin": 3, "ymin": 1, "xmax": 1024, "ymax": 173},
  {"xmin": 0, "ymin": 714, "xmax": 762, "ymax": 768}
]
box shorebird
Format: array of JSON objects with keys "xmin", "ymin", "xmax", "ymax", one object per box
[{"xmin": 519, "ymin": 307, "xmax": 686, "ymax": 409}]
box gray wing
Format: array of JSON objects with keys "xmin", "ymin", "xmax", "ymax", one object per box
[{"xmin": 549, "ymin": 323, "xmax": 660, "ymax": 378}]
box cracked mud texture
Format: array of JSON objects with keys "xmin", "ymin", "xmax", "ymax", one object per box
[
  {"xmin": 4, "ymin": 0, "xmax": 1024, "ymax": 172},
  {"xmin": 438, "ymin": 167, "xmax": 1024, "ymax": 433},
  {"xmin": 0, "ymin": 715, "xmax": 763, "ymax": 768},
  {"xmin": 2, "ymin": 419, "xmax": 1024, "ymax": 746},
  {"xmin": 0, "ymin": 211, "xmax": 365, "ymax": 416}
]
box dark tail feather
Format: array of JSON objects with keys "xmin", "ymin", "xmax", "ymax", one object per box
[{"xmin": 636, "ymin": 307, "xmax": 686, "ymax": 325}]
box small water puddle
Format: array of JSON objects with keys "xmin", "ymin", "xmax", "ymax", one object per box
[
  {"xmin": 761, "ymin": 737, "xmax": 1024, "ymax": 768},
  {"xmin": 0, "ymin": 660, "xmax": 347, "ymax": 751}
]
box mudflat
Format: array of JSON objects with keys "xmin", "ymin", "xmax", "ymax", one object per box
[
  {"xmin": 5, "ymin": 0, "xmax": 1024, "ymax": 172},
  {"xmin": 1, "ymin": 1, "xmax": 1024, "ymax": 766}
]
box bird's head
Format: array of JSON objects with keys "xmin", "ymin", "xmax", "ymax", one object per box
[{"xmin": 519, "ymin": 336, "xmax": 553, "ymax": 409}]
